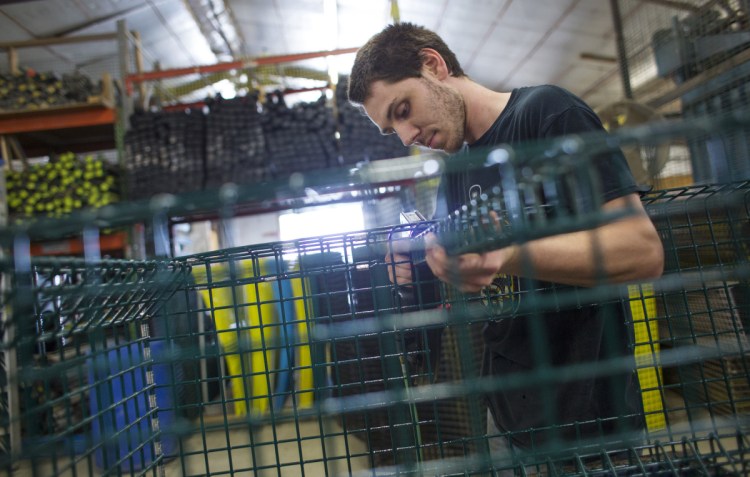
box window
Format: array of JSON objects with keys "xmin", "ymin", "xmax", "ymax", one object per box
[{"xmin": 278, "ymin": 202, "xmax": 365, "ymax": 241}]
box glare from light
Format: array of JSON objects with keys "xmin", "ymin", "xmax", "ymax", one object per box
[
  {"xmin": 423, "ymin": 158, "xmax": 440, "ymax": 175},
  {"xmin": 328, "ymin": 58, "xmax": 339, "ymax": 85},
  {"xmin": 239, "ymin": 73, "xmax": 248, "ymax": 84},
  {"xmin": 279, "ymin": 203, "xmax": 365, "ymax": 242},
  {"xmin": 630, "ymin": 61, "xmax": 658, "ymax": 90},
  {"xmin": 285, "ymin": 90, "xmax": 325, "ymax": 105},
  {"xmin": 214, "ymin": 79, "xmax": 236, "ymax": 99}
]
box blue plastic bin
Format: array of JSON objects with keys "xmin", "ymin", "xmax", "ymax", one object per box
[{"xmin": 88, "ymin": 340, "xmax": 179, "ymax": 471}]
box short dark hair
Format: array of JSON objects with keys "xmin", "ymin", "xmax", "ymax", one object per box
[{"xmin": 347, "ymin": 23, "xmax": 465, "ymax": 105}]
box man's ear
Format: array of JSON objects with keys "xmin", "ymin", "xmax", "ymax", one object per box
[{"xmin": 419, "ymin": 48, "xmax": 450, "ymax": 80}]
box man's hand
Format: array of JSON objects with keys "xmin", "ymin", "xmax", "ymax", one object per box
[
  {"xmin": 424, "ymin": 233, "xmax": 519, "ymax": 293},
  {"xmin": 385, "ymin": 237, "xmax": 414, "ymax": 285},
  {"xmin": 423, "ymin": 193, "xmax": 664, "ymax": 290},
  {"xmin": 424, "ymin": 209, "xmax": 514, "ymax": 293}
]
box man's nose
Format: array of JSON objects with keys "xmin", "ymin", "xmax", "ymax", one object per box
[{"xmin": 395, "ymin": 123, "xmax": 420, "ymax": 147}]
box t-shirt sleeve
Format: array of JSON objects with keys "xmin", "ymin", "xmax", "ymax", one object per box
[{"xmin": 541, "ymin": 103, "xmax": 640, "ymax": 203}]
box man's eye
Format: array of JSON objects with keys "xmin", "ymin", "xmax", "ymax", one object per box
[{"xmin": 395, "ymin": 103, "xmax": 409, "ymax": 120}]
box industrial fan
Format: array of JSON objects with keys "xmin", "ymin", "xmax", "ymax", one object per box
[{"xmin": 597, "ymin": 100, "xmax": 671, "ymax": 186}]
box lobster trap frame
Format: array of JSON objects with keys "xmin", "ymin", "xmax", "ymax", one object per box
[
  {"xmin": 1, "ymin": 113, "xmax": 749, "ymax": 476},
  {"xmin": 611, "ymin": 0, "xmax": 750, "ymax": 185}
]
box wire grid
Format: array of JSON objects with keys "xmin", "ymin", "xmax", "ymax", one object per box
[
  {"xmin": 641, "ymin": 181, "xmax": 750, "ymax": 427},
  {"xmin": 0, "ymin": 257, "xmax": 191, "ymax": 475},
  {"xmin": 615, "ymin": 0, "xmax": 750, "ymax": 183},
  {"xmin": 148, "ymin": 182, "xmax": 749, "ymax": 476},
  {"xmin": 616, "ymin": 0, "xmax": 698, "ymax": 97},
  {"xmin": 616, "ymin": 0, "xmax": 748, "ymax": 99},
  {"xmin": 0, "ymin": 114, "xmax": 749, "ymax": 476}
]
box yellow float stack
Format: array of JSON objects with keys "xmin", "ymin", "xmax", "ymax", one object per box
[
  {"xmin": 629, "ymin": 283, "xmax": 666, "ymax": 431},
  {"xmin": 239, "ymin": 259, "xmax": 276, "ymax": 415},
  {"xmin": 290, "ymin": 267, "xmax": 315, "ymax": 409}
]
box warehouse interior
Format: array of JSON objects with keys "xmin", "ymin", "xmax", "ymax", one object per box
[{"xmin": 0, "ymin": 1, "xmax": 749, "ymax": 476}]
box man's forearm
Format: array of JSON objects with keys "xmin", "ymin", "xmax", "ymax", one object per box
[{"xmin": 502, "ymin": 195, "xmax": 664, "ymax": 287}]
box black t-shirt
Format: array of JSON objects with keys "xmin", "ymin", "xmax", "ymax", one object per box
[{"xmin": 436, "ymin": 85, "xmax": 644, "ymax": 449}]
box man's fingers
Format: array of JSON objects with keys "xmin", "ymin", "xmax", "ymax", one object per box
[
  {"xmin": 489, "ymin": 210, "xmax": 501, "ymax": 229},
  {"xmin": 425, "ymin": 239, "xmax": 447, "ymax": 278},
  {"xmin": 487, "ymin": 210, "xmax": 505, "ymax": 236},
  {"xmin": 427, "ymin": 242, "xmax": 474, "ymax": 290},
  {"xmin": 423, "ymin": 232, "xmax": 439, "ymax": 250},
  {"xmin": 385, "ymin": 252, "xmax": 413, "ymax": 285},
  {"xmin": 426, "ymin": 247, "xmax": 500, "ymax": 293},
  {"xmin": 390, "ymin": 237, "xmax": 412, "ymax": 255}
]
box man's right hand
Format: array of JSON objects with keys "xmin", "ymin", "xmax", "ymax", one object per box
[{"xmin": 385, "ymin": 239, "xmax": 414, "ymax": 285}]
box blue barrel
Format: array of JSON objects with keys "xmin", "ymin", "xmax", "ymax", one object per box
[{"xmin": 88, "ymin": 340, "xmax": 179, "ymax": 471}]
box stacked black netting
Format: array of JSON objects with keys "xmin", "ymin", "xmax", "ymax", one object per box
[
  {"xmin": 124, "ymin": 108, "xmax": 205, "ymax": 198},
  {"xmin": 123, "ymin": 83, "xmax": 411, "ymax": 200},
  {"xmin": 262, "ymin": 91, "xmax": 337, "ymax": 177},
  {"xmin": 335, "ymin": 76, "xmax": 410, "ymax": 166},
  {"xmin": 204, "ymin": 93, "xmax": 267, "ymax": 188}
]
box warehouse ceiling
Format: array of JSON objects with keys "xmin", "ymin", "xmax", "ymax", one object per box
[{"xmin": 0, "ymin": 0, "xmax": 640, "ymax": 110}]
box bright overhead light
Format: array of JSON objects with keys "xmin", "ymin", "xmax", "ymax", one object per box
[
  {"xmin": 328, "ymin": 60, "xmax": 339, "ymax": 85},
  {"xmin": 214, "ymin": 79, "xmax": 236, "ymax": 99}
]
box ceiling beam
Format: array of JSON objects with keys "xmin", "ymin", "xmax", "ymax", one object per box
[
  {"xmin": 54, "ymin": 2, "xmax": 149, "ymax": 38},
  {"xmin": 127, "ymin": 47, "xmax": 359, "ymax": 85},
  {"xmin": 639, "ymin": 0, "xmax": 700, "ymax": 12},
  {"xmin": 0, "ymin": 33, "xmax": 116, "ymax": 49},
  {"xmin": 579, "ymin": 52, "xmax": 617, "ymax": 63},
  {"xmin": 495, "ymin": 0, "xmax": 582, "ymax": 90},
  {"xmin": 183, "ymin": 0, "xmax": 243, "ymax": 61}
]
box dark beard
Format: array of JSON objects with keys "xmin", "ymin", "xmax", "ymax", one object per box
[{"xmin": 422, "ymin": 77, "xmax": 465, "ymax": 152}]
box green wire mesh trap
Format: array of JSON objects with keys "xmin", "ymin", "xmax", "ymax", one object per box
[
  {"xmin": 0, "ymin": 258, "xmax": 191, "ymax": 475},
  {"xmin": 0, "ymin": 114, "xmax": 749, "ymax": 476}
]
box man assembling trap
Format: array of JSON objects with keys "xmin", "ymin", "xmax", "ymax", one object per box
[{"xmin": 347, "ymin": 22, "xmax": 664, "ymax": 472}]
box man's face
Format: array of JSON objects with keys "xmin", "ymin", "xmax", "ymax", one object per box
[{"xmin": 362, "ymin": 74, "xmax": 466, "ymax": 153}]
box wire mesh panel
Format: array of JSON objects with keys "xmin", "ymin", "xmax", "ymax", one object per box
[
  {"xmin": 0, "ymin": 257, "xmax": 190, "ymax": 476},
  {"xmin": 164, "ymin": 120, "xmax": 750, "ymax": 475},
  {"xmin": 615, "ymin": 0, "xmax": 750, "ymax": 183},
  {"xmin": 643, "ymin": 182, "xmax": 750, "ymax": 425},
  {"xmin": 1, "ymin": 114, "xmax": 750, "ymax": 476}
]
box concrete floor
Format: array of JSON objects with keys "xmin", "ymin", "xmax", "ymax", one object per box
[
  {"xmin": 163, "ymin": 417, "xmax": 371, "ymax": 477},
  {"xmin": 12, "ymin": 417, "xmax": 371, "ymax": 477},
  {"xmin": 11, "ymin": 390, "xmax": 746, "ymax": 476}
]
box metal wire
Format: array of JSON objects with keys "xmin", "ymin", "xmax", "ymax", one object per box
[{"xmin": 1, "ymin": 113, "xmax": 749, "ymax": 475}]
